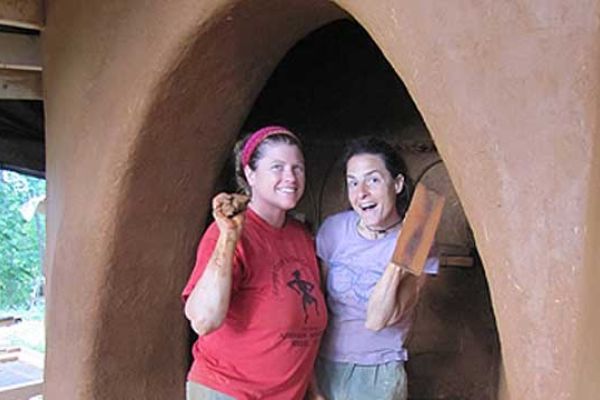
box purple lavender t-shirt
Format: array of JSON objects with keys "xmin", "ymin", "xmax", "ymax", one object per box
[{"xmin": 316, "ymin": 210, "xmax": 438, "ymax": 365}]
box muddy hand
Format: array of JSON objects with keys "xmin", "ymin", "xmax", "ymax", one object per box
[
  {"xmin": 212, "ymin": 193, "xmax": 249, "ymax": 233},
  {"xmin": 222, "ymin": 193, "xmax": 250, "ymax": 218}
]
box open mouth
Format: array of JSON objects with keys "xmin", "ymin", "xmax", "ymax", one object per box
[{"xmin": 359, "ymin": 203, "xmax": 377, "ymax": 212}]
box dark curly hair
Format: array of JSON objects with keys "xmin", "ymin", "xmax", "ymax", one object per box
[{"xmin": 343, "ymin": 137, "xmax": 411, "ymax": 217}]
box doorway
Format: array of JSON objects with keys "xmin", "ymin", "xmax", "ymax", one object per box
[{"xmin": 232, "ymin": 19, "xmax": 501, "ymax": 399}]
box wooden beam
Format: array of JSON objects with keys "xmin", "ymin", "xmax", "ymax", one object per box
[
  {"xmin": 0, "ymin": 69, "xmax": 41, "ymax": 99},
  {"xmin": 0, "ymin": 0, "xmax": 43, "ymax": 30},
  {"xmin": 0, "ymin": 137, "xmax": 45, "ymax": 175},
  {"xmin": 0, "ymin": 32, "xmax": 41, "ymax": 71},
  {"xmin": 0, "ymin": 316, "xmax": 22, "ymax": 327},
  {"xmin": 440, "ymin": 255, "xmax": 474, "ymax": 268},
  {"xmin": 0, "ymin": 353, "xmax": 18, "ymax": 363},
  {"xmin": 0, "ymin": 381, "xmax": 43, "ymax": 400}
]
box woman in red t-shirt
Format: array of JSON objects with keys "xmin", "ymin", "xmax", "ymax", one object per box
[{"xmin": 182, "ymin": 126, "xmax": 327, "ymax": 400}]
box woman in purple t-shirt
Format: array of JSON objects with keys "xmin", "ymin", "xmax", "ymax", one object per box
[{"xmin": 312, "ymin": 137, "xmax": 438, "ymax": 400}]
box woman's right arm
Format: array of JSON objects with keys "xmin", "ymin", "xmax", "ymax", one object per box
[
  {"xmin": 364, "ymin": 262, "xmax": 404, "ymax": 331},
  {"xmin": 365, "ymin": 263, "xmax": 426, "ymax": 331},
  {"xmin": 184, "ymin": 193, "xmax": 245, "ymax": 336}
]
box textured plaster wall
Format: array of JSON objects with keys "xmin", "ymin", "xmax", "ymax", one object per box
[
  {"xmin": 43, "ymin": 0, "xmax": 344, "ymax": 398},
  {"xmin": 42, "ymin": 0, "xmax": 600, "ymax": 399},
  {"xmin": 334, "ymin": 1, "xmax": 600, "ymax": 399}
]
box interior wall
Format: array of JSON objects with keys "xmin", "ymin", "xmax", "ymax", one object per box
[
  {"xmin": 574, "ymin": 45, "xmax": 600, "ymax": 399},
  {"xmin": 42, "ymin": 0, "xmax": 600, "ymax": 399}
]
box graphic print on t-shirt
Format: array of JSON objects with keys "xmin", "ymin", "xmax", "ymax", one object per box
[
  {"xmin": 327, "ymin": 260, "xmax": 381, "ymax": 303},
  {"xmin": 271, "ymin": 256, "xmax": 321, "ymax": 324},
  {"xmin": 287, "ymin": 270, "xmax": 320, "ymax": 323}
]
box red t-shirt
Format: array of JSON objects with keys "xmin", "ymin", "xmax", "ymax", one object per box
[{"xmin": 182, "ymin": 208, "xmax": 327, "ymax": 399}]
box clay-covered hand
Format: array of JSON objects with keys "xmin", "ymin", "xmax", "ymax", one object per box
[{"xmin": 212, "ymin": 192, "xmax": 249, "ymax": 236}]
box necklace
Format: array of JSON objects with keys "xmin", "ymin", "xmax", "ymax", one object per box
[{"xmin": 357, "ymin": 218, "xmax": 403, "ymax": 240}]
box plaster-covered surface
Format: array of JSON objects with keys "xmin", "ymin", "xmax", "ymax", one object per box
[{"xmin": 42, "ymin": 0, "xmax": 600, "ymax": 399}]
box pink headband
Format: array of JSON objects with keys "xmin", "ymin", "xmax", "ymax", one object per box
[{"xmin": 241, "ymin": 125, "xmax": 297, "ymax": 168}]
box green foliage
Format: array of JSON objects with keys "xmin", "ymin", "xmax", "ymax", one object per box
[{"xmin": 0, "ymin": 171, "xmax": 46, "ymax": 310}]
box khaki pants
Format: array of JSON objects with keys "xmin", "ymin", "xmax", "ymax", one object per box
[{"xmin": 316, "ymin": 357, "xmax": 407, "ymax": 400}]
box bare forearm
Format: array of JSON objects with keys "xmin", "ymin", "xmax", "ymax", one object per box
[
  {"xmin": 184, "ymin": 232, "xmax": 238, "ymax": 336},
  {"xmin": 365, "ymin": 262, "xmax": 403, "ymax": 331}
]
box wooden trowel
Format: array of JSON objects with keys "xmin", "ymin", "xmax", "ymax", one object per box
[{"xmin": 391, "ymin": 183, "xmax": 445, "ymax": 275}]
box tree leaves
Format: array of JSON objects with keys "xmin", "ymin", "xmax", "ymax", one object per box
[{"xmin": 0, "ymin": 170, "xmax": 45, "ymax": 310}]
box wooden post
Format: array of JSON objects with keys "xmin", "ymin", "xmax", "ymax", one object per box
[{"xmin": 0, "ymin": 0, "xmax": 43, "ymax": 30}]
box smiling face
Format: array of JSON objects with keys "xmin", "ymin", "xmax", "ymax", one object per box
[
  {"xmin": 245, "ymin": 142, "xmax": 305, "ymax": 218},
  {"xmin": 346, "ymin": 153, "xmax": 404, "ymax": 230}
]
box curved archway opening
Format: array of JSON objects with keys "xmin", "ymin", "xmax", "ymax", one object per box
[{"xmin": 213, "ymin": 19, "xmax": 502, "ymax": 399}]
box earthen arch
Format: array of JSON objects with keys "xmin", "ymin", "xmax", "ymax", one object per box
[{"xmin": 43, "ymin": 0, "xmax": 599, "ymax": 399}]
